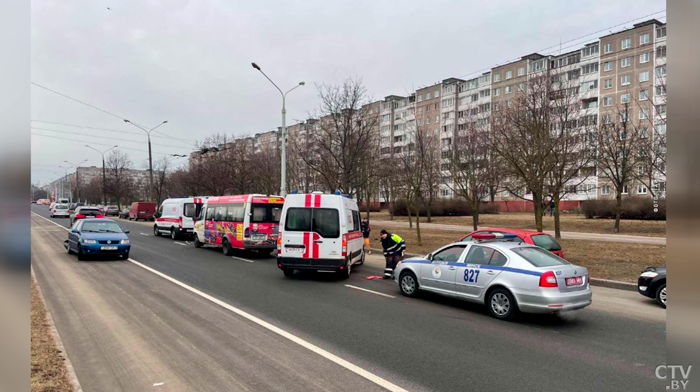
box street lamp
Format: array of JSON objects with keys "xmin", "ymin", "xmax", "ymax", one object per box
[
  {"xmin": 85, "ymin": 144, "xmax": 118, "ymax": 205},
  {"xmin": 123, "ymin": 119, "xmax": 168, "ymax": 201},
  {"xmin": 64, "ymin": 159, "xmax": 88, "ymax": 203},
  {"xmin": 252, "ymin": 62, "xmax": 304, "ymax": 197}
]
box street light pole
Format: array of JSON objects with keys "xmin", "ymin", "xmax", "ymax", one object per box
[
  {"xmin": 252, "ymin": 62, "xmax": 304, "ymax": 197},
  {"xmin": 123, "ymin": 120, "xmax": 168, "ymax": 201},
  {"xmin": 63, "ymin": 159, "xmax": 87, "ymax": 203},
  {"xmin": 58, "ymin": 166, "xmax": 69, "ymax": 201},
  {"xmin": 85, "ymin": 144, "xmax": 118, "ymax": 205}
]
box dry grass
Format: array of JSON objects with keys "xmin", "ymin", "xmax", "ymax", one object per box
[
  {"xmin": 366, "ymin": 211, "xmax": 666, "ymax": 237},
  {"xmin": 370, "ymin": 228, "xmax": 665, "ymax": 283},
  {"xmin": 31, "ymin": 276, "xmax": 74, "ymax": 392}
]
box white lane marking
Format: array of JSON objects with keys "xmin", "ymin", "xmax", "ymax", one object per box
[
  {"xmin": 140, "ymin": 233, "xmax": 150, "ymax": 236},
  {"xmin": 31, "ymin": 212, "xmax": 408, "ymax": 392},
  {"xmin": 344, "ymin": 285, "xmax": 396, "ymax": 299},
  {"xmin": 153, "ymin": 382, "xmax": 165, "ymax": 386},
  {"xmin": 231, "ymin": 256, "xmax": 254, "ymax": 263},
  {"xmin": 174, "ymin": 242, "xmax": 189, "ymax": 246}
]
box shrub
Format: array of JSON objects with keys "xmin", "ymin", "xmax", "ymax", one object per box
[
  {"xmin": 581, "ymin": 198, "xmax": 666, "ymax": 220},
  {"xmin": 392, "ymin": 199, "xmax": 499, "ymax": 217}
]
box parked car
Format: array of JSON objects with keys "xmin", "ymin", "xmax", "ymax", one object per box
[
  {"xmin": 70, "ymin": 206, "xmax": 104, "ymax": 225},
  {"xmin": 68, "ymin": 202, "xmax": 85, "ymax": 214},
  {"xmin": 459, "ymin": 228, "xmax": 565, "ymax": 258},
  {"xmin": 50, "ymin": 204, "xmax": 70, "ymax": 218},
  {"xmin": 154, "ymin": 197, "xmax": 204, "ymax": 240},
  {"xmin": 65, "ymin": 218, "xmax": 131, "ymax": 260},
  {"xmin": 395, "ymin": 233, "xmax": 592, "ymax": 320},
  {"xmin": 128, "ymin": 202, "xmax": 157, "ymax": 221},
  {"xmin": 104, "ymin": 205, "xmax": 119, "ymax": 216},
  {"xmin": 637, "ymin": 266, "xmax": 666, "ymax": 308},
  {"xmin": 118, "ymin": 207, "xmax": 130, "ymax": 219}
]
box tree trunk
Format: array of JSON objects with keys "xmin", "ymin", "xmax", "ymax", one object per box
[
  {"xmin": 415, "ymin": 208, "xmax": 422, "ymax": 246},
  {"xmin": 472, "ymin": 203, "xmax": 479, "ymax": 231},
  {"xmin": 615, "ymin": 191, "xmax": 622, "ymax": 233},
  {"xmin": 533, "ymin": 192, "xmax": 544, "ymax": 232},
  {"xmin": 407, "ymin": 202, "xmax": 413, "ymax": 229},
  {"xmin": 554, "ymin": 195, "xmax": 561, "ymax": 239},
  {"xmin": 426, "ymin": 198, "xmax": 432, "ymax": 223},
  {"xmin": 365, "ymin": 189, "xmax": 371, "ymax": 219}
]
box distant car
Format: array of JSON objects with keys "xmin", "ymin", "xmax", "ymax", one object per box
[
  {"xmin": 118, "ymin": 207, "xmax": 130, "ymax": 219},
  {"xmin": 128, "ymin": 202, "xmax": 157, "ymax": 221},
  {"xmin": 394, "ymin": 233, "xmax": 592, "ymax": 320},
  {"xmin": 65, "ymin": 218, "xmax": 131, "ymax": 260},
  {"xmin": 637, "ymin": 267, "xmax": 666, "ymax": 308},
  {"xmin": 68, "ymin": 202, "xmax": 84, "ymax": 214},
  {"xmin": 104, "ymin": 205, "xmax": 119, "ymax": 216},
  {"xmin": 458, "ymin": 228, "xmax": 565, "ymax": 258},
  {"xmin": 70, "ymin": 206, "xmax": 104, "ymax": 225},
  {"xmin": 50, "ymin": 204, "xmax": 70, "ymax": 218}
]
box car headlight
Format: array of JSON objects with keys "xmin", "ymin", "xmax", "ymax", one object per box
[
  {"xmin": 640, "ymin": 271, "xmax": 659, "ymax": 278},
  {"xmin": 82, "ymin": 239, "xmax": 97, "ymax": 244},
  {"xmin": 120, "ymin": 239, "xmax": 130, "ymax": 244}
]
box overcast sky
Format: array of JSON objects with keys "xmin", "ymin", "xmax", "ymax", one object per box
[{"xmin": 30, "ymin": 0, "xmax": 666, "ymax": 184}]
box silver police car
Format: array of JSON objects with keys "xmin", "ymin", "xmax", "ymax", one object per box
[{"xmin": 394, "ymin": 233, "xmax": 592, "ymax": 320}]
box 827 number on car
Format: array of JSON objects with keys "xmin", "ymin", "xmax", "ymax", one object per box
[{"xmin": 464, "ymin": 269, "xmax": 480, "ymax": 283}]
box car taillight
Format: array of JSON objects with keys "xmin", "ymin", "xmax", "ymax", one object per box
[
  {"xmin": 96, "ymin": 214, "xmax": 104, "ymax": 218},
  {"xmin": 76, "ymin": 214, "xmax": 85, "ymax": 219},
  {"xmin": 277, "ymin": 233, "xmax": 282, "ymax": 255},
  {"xmin": 244, "ymin": 228, "xmax": 250, "ymax": 238},
  {"xmin": 539, "ymin": 271, "xmax": 558, "ymax": 288},
  {"xmin": 178, "ymin": 216, "xmax": 183, "ymax": 229},
  {"xmin": 341, "ymin": 234, "xmax": 347, "ymax": 257}
]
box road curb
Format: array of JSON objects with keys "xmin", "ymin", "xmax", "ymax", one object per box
[
  {"xmin": 371, "ymin": 248, "xmax": 638, "ymax": 292},
  {"xmin": 31, "ymin": 268, "xmax": 84, "ymax": 392},
  {"xmin": 589, "ymin": 278, "xmax": 637, "ymax": 291}
]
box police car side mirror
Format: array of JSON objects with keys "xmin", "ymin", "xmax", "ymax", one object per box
[
  {"xmin": 427, "ymin": 253, "xmax": 433, "ymax": 261},
  {"xmin": 71, "ymin": 229, "xmax": 79, "ymax": 233}
]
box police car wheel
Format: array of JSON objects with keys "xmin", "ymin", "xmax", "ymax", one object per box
[
  {"xmin": 487, "ymin": 288, "xmax": 518, "ymax": 320},
  {"xmin": 399, "ymin": 272, "xmax": 419, "ymax": 297},
  {"xmin": 282, "ymin": 268, "xmax": 294, "ymax": 277},
  {"xmin": 222, "ymin": 239, "xmax": 234, "ymax": 256},
  {"xmin": 154, "ymin": 226, "xmax": 161, "ymax": 236},
  {"xmin": 655, "ymin": 283, "xmax": 666, "ymax": 308}
]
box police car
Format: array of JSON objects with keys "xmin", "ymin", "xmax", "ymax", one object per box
[{"xmin": 393, "ymin": 233, "xmax": 592, "ymax": 320}]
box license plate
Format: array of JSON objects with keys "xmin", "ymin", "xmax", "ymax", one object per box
[
  {"xmin": 566, "ymin": 276, "xmax": 583, "ymax": 286},
  {"xmin": 101, "ymin": 246, "xmax": 118, "ymax": 250},
  {"xmin": 252, "ymin": 234, "xmax": 266, "ymax": 241},
  {"xmin": 286, "ymin": 247, "xmax": 305, "ymax": 253}
]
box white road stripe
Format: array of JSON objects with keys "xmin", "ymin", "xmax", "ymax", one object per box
[
  {"xmin": 344, "ymin": 285, "xmax": 396, "ymax": 299},
  {"xmin": 174, "ymin": 242, "xmax": 189, "ymax": 246},
  {"xmin": 140, "ymin": 233, "xmax": 150, "ymax": 236},
  {"xmin": 231, "ymin": 256, "xmax": 254, "ymax": 263},
  {"xmin": 31, "ymin": 212, "xmax": 408, "ymax": 392}
]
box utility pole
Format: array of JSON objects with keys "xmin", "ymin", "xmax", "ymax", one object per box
[{"xmin": 123, "ymin": 120, "xmax": 168, "ymax": 201}]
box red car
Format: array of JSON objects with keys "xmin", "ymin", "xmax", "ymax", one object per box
[{"xmin": 459, "ymin": 228, "xmax": 565, "ymax": 258}]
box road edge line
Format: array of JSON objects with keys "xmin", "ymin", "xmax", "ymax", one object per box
[
  {"xmin": 31, "ymin": 267, "xmax": 84, "ymax": 392},
  {"xmin": 32, "ymin": 212, "xmax": 409, "ymax": 392}
]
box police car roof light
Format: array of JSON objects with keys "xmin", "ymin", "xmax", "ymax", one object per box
[
  {"xmin": 335, "ymin": 190, "xmax": 342, "ymax": 195},
  {"xmin": 472, "ymin": 233, "xmax": 518, "ymax": 240}
]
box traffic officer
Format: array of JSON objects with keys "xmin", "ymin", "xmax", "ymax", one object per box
[{"xmin": 380, "ymin": 229, "xmax": 405, "ymax": 279}]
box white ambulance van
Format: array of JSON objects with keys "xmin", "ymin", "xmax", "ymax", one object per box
[
  {"xmin": 154, "ymin": 197, "xmax": 205, "ymax": 240},
  {"xmin": 277, "ymin": 192, "xmax": 364, "ymax": 279}
]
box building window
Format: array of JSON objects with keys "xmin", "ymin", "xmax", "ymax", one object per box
[
  {"xmin": 603, "ymin": 43, "xmax": 613, "ymax": 54},
  {"xmin": 581, "ymin": 63, "xmax": 599, "ymax": 74},
  {"xmin": 656, "ymin": 65, "xmax": 667, "ymax": 78},
  {"xmin": 620, "ymin": 111, "xmax": 630, "ymax": 123},
  {"xmin": 493, "ymin": 73, "xmax": 501, "ymax": 82},
  {"xmin": 434, "ymin": 90, "xmax": 440, "ymax": 98},
  {"xmin": 604, "ymin": 78, "xmax": 613, "ymax": 89},
  {"xmin": 426, "ymin": 117, "xmax": 430, "ymax": 124},
  {"xmin": 620, "ymin": 93, "xmax": 631, "ymax": 104},
  {"xmin": 639, "ymin": 127, "xmax": 649, "ymax": 138},
  {"xmin": 658, "ymin": 104, "xmax": 667, "ymax": 115},
  {"xmin": 531, "ymin": 59, "xmax": 546, "ymax": 71},
  {"xmin": 640, "ymin": 109, "xmax": 650, "ymax": 120},
  {"xmin": 639, "ymin": 52, "xmax": 650, "ymax": 64},
  {"xmin": 622, "ymin": 185, "xmax": 629, "ymax": 194},
  {"xmin": 656, "ymin": 85, "xmax": 667, "ymax": 96},
  {"xmin": 506, "ymin": 70, "xmax": 513, "ymax": 79},
  {"xmin": 582, "ymin": 44, "xmax": 599, "ymax": 57},
  {"xmin": 479, "ymin": 89, "xmax": 490, "ymax": 98},
  {"xmin": 604, "ymin": 61, "xmax": 613, "ymax": 72},
  {"xmin": 417, "ymin": 95, "xmax": 423, "ymax": 102},
  {"xmin": 621, "ymin": 75, "xmax": 631, "ymax": 86},
  {"xmin": 621, "ymin": 38, "xmax": 632, "ymax": 50},
  {"xmin": 494, "ymin": 88, "xmax": 500, "ymax": 96},
  {"xmin": 656, "ymin": 45, "xmax": 667, "ymax": 58},
  {"xmin": 657, "ymin": 26, "xmax": 666, "ymax": 38},
  {"xmin": 621, "ymin": 57, "xmax": 632, "ymax": 68},
  {"xmin": 640, "ymin": 33, "xmax": 650, "ymax": 45},
  {"xmin": 517, "ymin": 67, "xmax": 525, "ymax": 76},
  {"xmin": 580, "ymin": 80, "xmax": 598, "ymax": 92},
  {"xmin": 518, "ymin": 83, "xmax": 525, "ymax": 92},
  {"xmin": 639, "ymin": 71, "xmax": 650, "ymax": 82},
  {"xmin": 505, "ymin": 85, "xmax": 512, "ymax": 94},
  {"xmin": 602, "ymin": 114, "xmax": 612, "ymax": 124},
  {"xmin": 639, "ymin": 89, "xmax": 649, "ymax": 101},
  {"xmin": 657, "ymin": 123, "xmax": 666, "ymax": 134},
  {"xmin": 603, "ymin": 96, "xmax": 613, "ymax": 107},
  {"xmin": 426, "ymin": 92, "xmax": 431, "ymax": 100},
  {"xmin": 601, "ymin": 185, "xmax": 611, "ymax": 195},
  {"xmin": 471, "ymin": 93, "xmax": 478, "ymax": 102},
  {"xmin": 637, "ymin": 185, "xmax": 648, "ymax": 195},
  {"xmin": 435, "ymin": 115, "xmax": 439, "ymax": 123}
]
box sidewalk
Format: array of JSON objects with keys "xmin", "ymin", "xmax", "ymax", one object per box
[{"xmin": 370, "ymin": 220, "xmax": 666, "ymax": 245}]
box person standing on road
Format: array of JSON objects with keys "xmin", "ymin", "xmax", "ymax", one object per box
[
  {"xmin": 380, "ymin": 229, "xmax": 405, "ymax": 279},
  {"xmin": 361, "ymin": 218, "xmax": 372, "ymax": 255},
  {"xmin": 550, "ymin": 200, "xmax": 555, "ymax": 217}
]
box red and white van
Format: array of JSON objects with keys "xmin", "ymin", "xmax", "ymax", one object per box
[
  {"xmin": 193, "ymin": 194, "xmax": 284, "ymax": 255},
  {"xmin": 154, "ymin": 197, "xmax": 205, "ymax": 240},
  {"xmin": 277, "ymin": 193, "xmax": 364, "ymax": 279}
]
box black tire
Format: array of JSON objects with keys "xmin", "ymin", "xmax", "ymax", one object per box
[
  {"xmin": 77, "ymin": 245, "xmax": 86, "ymax": 261},
  {"xmin": 222, "ymin": 238, "xmax": 234, "ymax": 256},
  {"xmin": 337, "ymin": 262, "xmax": 351, "ymax": 279},
  {"xmin": 487, "ymin": 288, "xmax": 519, "ymax": 320},
  {"xmin": 193, "ymin": 235, "xmax": 203, "ymax": 248},
  {"xmin": 282, "ymin": 268, "xmax": 294, "ymax": 277},
  {"xmin": 170, "ymin": 228, "xmax": 178, "ymax": 240},
  {"xmin": 655, "ymin": 283, "xmax": 667, "ymax": 309},
  {"xmin": 399, "ymin": 271, "xmax": 419, "ymax": 297},
  {"xmin": 154, "ymin": 225, "xmax": 161, "ymax": 236}
]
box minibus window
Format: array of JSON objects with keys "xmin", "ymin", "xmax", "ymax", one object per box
[
  {"xmin": 252, "ymin": 204, "xmax": 283, "ymax": 223},
  {"xmin": 205, "ymin": 207, "xmax": 215, "ymax": 220},
  {"xmin": 214, "ymin": 206, "xmax": 227, "ymax": 221}
]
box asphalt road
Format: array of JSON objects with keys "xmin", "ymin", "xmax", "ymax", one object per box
[{"xmin": 31, "ymin": 205, "xmax": 666, "ymax": 392}]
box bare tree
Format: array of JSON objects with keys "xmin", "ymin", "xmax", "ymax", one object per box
[
  {"xmin": 152, "ymin": 157, "xmax": 170, "ymax": 204},
  {"xmin": 250, "ymin": 144, "xmax": 281, "ymax": 195},
  {"xmin": 301, "ymin": 78, "xmax": 379, "ymax": 197},
  {"xmin": 82, "ymin": 177, "xmax": 104, "ymax": 205},
  {"xmin": 105, "ymin": 149, "xmax": 135, "ymax": 209}
]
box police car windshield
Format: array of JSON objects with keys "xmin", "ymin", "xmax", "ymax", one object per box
[
  {"xmin": 512, "ymin": 247, "xmax": 569, "ymax": 267},
  {"xmin": 82, "ymin": 221, "xmax": 123, "ymax": 233}
]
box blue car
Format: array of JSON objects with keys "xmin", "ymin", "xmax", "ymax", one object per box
[{"xmin": 65, "ymin": 218, "xmax": 131, "ymax": 260}]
